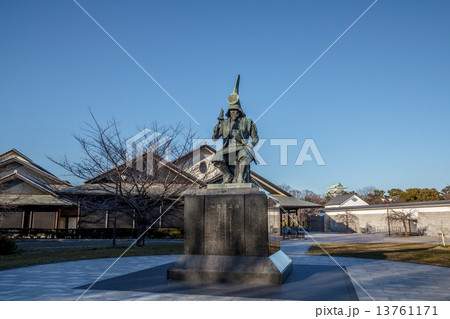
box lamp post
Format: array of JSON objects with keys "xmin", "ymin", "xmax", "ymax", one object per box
[{"xmin": 381, "ymin": 197, "xmax": 393, "ymax": 236}]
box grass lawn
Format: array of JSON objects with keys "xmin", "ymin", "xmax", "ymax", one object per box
[
  {"xmin": 0, "ymin": 243, "xmax": 183, "ymax": 271},
  {"xmin": 307, "ymin": 243, "xmax": 450, "ymax": 267}
]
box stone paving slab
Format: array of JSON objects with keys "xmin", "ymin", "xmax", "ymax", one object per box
[
  {"xmin": 76, "ymin": 263, "xmax": 358, "ymax": 301},
  {"xmin": 0, "ymin": 233, "xmax": 449, "ymax": 301}
]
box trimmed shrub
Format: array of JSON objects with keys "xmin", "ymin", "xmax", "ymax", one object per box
[
  {"xmin": 152, "ymin": 228, "xmax": 183, "ymax": 239},
  {"xmin": 0, "ymin": 236, "xmax": 17, "ymax": 255}
]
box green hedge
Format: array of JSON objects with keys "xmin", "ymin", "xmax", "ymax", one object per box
[
  {"xmin": 0, "ymin": 228, "xmax": 184, "ymax": 239},
  {"xmin": 0, "ymin": 236, "xmax": 17, "ymax": 255}
]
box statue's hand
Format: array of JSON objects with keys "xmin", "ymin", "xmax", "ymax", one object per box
[
  {"xmin": 212, "ymin": 122, "xmax": 222, "ymax": 141},
  {"xmin": 217, "ymin": 108, "xmax": 224, "ymax": 121},
  {"xmin": 242, "ymin": 139, "xmax": 253, "ymax": 149}
]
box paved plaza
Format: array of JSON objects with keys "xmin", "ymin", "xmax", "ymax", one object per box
[{"xmin": 0, "ymin": 233, "xmax": 448, "ymax": 301}]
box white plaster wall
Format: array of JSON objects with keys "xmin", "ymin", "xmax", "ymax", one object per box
[
  {"xmin": 341, "ymin": 195, "xmax": 369, "ymax": 207},
  {"xmin": 324, "ymin": 204, "xmax": 450, "ymax": 235},
  {"xmin": 418, "ymin": 211, "xmax": 450, "ymax": 237}
]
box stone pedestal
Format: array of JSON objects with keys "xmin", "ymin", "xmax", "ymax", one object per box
[{"xmin": 167, "ymin": 184, "xmax": 292, "ymax": 285}]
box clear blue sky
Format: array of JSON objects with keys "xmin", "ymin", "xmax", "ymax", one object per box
[{"xmin": 1, "ymin": 0, "xmax": 449, "ymax": 195}]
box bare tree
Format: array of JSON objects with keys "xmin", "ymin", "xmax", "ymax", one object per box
[
  {"xmin": 278, "ymin": 184, "xmax": 292, "ymax": 193},
  {"xmin": 50, "ymin": 112, "xmax": 201, "ymax": 246},
  {"xmin": 297, "ymin": 189, "xmax": 325, "ymax": 205},
  {"xmin": 277, "ymin": 184, "xmax": 325, "ymax": 205},
  {"xmin": 335, "ymin": 211, "xmax": 358, "ymax": 233},
  {"xmin": 356, "ymin": 186, "xmax": 376, "ymax": 199},
  {"xmin": 388, "ymin": 209, "xmax": 415, "ymax": 236},
  {"xmin": 356, "ymin": 186, "xmax": 386, "ymax": 204}
]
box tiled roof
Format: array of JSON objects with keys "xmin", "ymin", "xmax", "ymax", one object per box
[
  {"xmin": 271, "ymin": 195, "xmax": 322, "ymax": 208},
  {"xmin": 0, "ymin": 196, "xmax": 74, "ymax": 206},
  {"xmin": 325, "ymin": 194, "xmax": 354, "ymax": 206}
]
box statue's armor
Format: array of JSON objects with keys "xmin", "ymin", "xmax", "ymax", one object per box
[{"xmin": 211, "ymin": 75, "xmax": 259, "ymax": 183}]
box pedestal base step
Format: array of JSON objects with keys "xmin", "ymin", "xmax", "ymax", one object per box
[{"xmin": 167, "ymin": 251, "xmax": 292, "ymax": 285}]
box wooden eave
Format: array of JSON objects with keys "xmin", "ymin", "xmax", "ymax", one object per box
[
  {"xmin": 0, "ymin": 171, "xmax": 57, "ymax": 196},
  {"xmin": 0, "ymin": 157, "xmax": 70, "ymax": 186}
]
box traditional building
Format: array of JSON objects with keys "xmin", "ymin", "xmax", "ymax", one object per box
[
  {"xmin": 0, "ymin": 149, "xmax": 77, "ymax": 231},
  {"xmin": 324, "ymin": 194, "xmax": 368, "ymax": 208},
  {"xmin": 326, "ymin": 182, "xmax": 348, "ymax": 198},
  {"xmin": 0, "ymin": 146, "xmax": 321, "ymax": 235},
  {"xmin": 320, "ymin": 196, "xmax": 450, "ymax": 236}
]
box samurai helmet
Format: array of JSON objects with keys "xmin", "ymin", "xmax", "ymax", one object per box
[{"xmin": 226, "ymin": 74, "xmax": 246, "ymax": 118}]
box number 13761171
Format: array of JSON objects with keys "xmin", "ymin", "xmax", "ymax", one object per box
[{"xmin": 376, "ymin": 306, "xmax": 437, "ymax": 316}]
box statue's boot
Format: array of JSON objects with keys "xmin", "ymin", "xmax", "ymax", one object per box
[
  {"xmin": 215, "ymin": 162, "xmax": 233, "ymax": 183},
  {"xmin": 233, "ymin": 160, "xmax": 249, "ymax": 183}
]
